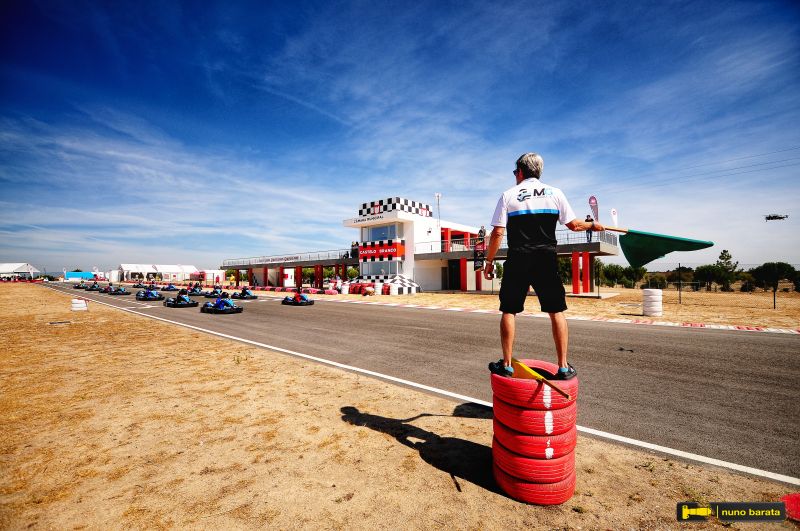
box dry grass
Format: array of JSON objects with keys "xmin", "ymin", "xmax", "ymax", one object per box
[
  {"xmin": 272, "ymin": 287, "xmax": 800, "ymax": 329},
  {"xmin": 0, "ymin": 284, "xmax": 795, "ymax": 529}
]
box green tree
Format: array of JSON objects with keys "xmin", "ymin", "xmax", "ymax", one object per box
[
  {"xmin": 494, "ymin": 261, "xmax": 504, "ymax": 279},
  {"xmin": 693, "ymin": 264, "xmax": 719, "ymax": 291},
  {"xmin": 347, "ymin": 267, "xmax": 359, "ymax": 280},
  {"xmin": 557, "ymin": 257, "xmax": 572, "ymax": 284},
  {"xmin": 323, "ymin": 267, "xmax": 334, "ymax": 279},
  {"xmin": 622, "ymin": 266, "xmax": 646, "ymax": 285},
  {"xmin": 645, "ymin": 273, "xmax": 667, "ymax": 289},
  {"xmin": 593, "ymin": 258, "xmax": 604, "ymax": 287},
  {"xmin": 72, "ymin": 269, "xmax": 83, "ymax": 272},
  {"xmin": 738, "ymin": 271, "xmax": 756, "ymax": 292},
  {"xmin": 603, "ymin": 264, "xmax": 626, "ymax": 286},
  {"xmin": 749, "ymin": 262, "xmax": 796, "ymax": 293},
  {"xmin": 714, "ymin": 249, "xmax": 739, "ymax": 291},
  {"xmin": 666, "ymin": 266, "xmax": 693, "ymax": 283}
]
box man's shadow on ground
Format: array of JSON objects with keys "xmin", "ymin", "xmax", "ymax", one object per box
[{"xmin": 340, "ymin": 403, "xmax": 505, "ymax": 495}]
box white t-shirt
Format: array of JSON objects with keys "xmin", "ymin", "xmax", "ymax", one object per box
[{"xmin": 491, "ymin": 178, "xmax": 576, "ymax": 252}]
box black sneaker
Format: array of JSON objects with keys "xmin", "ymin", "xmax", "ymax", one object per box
[
  {"xmin": 488, "ymin": 359, "xmax": 514, "ymax": 377},
  {"xmin": 555, "ymin": 363, "xmax": 577, "ymax": 380}
]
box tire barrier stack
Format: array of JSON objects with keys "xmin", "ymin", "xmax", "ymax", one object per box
[
  {"xmin": 642, "ymin": 288, "xmax": 663, "ymax": 317},
  {"xmin": 490, "ymin": 359, "xmax": 579, "ymax": 505},
  {"xmin": 71, "ymin": 298, "xmax": 88, "ymax": 311}
]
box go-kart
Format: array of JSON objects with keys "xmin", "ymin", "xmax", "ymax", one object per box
[
  {"xmin": 200, "ymin": 297, "xmax": 243, "ymax": 314},
  {"xmin": 164, "ymin": 292, "xmax": 199, "ymax": 308},
  {"xmin": 282, "ymin": 293, "xmax": 315, "ymax": 306},
  {"xmin": 231, "ymin": 288, "xmax": 257, "ymax": 300},
  {"xmin": 188, "ymin": 286, "xmax": 204, "ymax": 295},
  {"xmin": 108, "ymin": 287, "xmax": 131, "ymax": 296},
  {"xmin": 72, "ymin": 282, "xmax": 87, "ymax": 289},
  {"xmin": 203, "ymin": 288, "xmax": 224, "ymax": 298},
  {"xmin": 85, "ymin": 283, "xmax": 101, "ymax": 291},
  {"xmin": 99, "ymin": 285, "xmax": 115, "ymax": 294},
  {"xmin": 132, "ymin": 282, "xmax": 146, "ymax": 288},
  {"xmin": 161, "ymin": 283, "xmax": 178, "ymax": 291},
  {"xmin": 136, "ymin": 288, "xmax": 165, "ymax": 301}
]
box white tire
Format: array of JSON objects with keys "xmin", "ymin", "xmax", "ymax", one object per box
[{"xmin": 642, "ymin": 289, "xmax": 662, "ymax": 296}]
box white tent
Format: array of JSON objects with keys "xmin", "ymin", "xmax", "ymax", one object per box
[
  {"xmin": 118, "ymin": 264, "xmax": 158, "ymax": 281},
  {"xmin": 118, "ymin": 264, "xmax": 199, "ymax": 281},
  {"xmin": 0, "ymin": 263, "xmax": 40, "ymax": 278}
]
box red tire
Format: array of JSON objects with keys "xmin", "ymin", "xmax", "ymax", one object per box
[
  {"xmin": 493, "ymin": 463, "xmax": 576, "ymax": 505},
  {"xmin": 493, "ymin": 418, "xmax": 577, "ymax": 459},
  {"xmin": 490, "ymin": 359, "xmax": 578, "ymax": 410},
  {"xmin": 493, "ymin": 397, "xmax": 576, "ymax": 436},
  {"xmin": 493, "ymin": 437, "xmax": 574, "ymax": 483}
]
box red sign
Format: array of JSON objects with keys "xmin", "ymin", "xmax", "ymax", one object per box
[{"xmin": 359, "ymin": 241, "xmax": 405, "ymax": 260}]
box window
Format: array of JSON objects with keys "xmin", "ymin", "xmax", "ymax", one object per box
[
  {"xmin": 361, "ymin": 262, "xmax": 397, "ymax": 276},
  {"xmin": 368, "ymin": 224, "xmax": 396, "ymax": 241}
]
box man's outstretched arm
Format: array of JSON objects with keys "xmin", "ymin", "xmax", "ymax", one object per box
[{"xmin": 565, "ymin": 219, "xmax": 604, "ymax": 232}]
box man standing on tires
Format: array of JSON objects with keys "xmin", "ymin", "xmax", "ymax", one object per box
[{"xmin": 483, "ymin": 152, "xmax": 603, "ymax": 379}]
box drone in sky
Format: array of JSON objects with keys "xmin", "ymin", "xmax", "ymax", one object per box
[{"xmin": 764, "ymin": 214, "xmax": 789, "ymax": 221}]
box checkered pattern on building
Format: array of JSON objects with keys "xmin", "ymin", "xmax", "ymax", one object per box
[
  {"xmin": 358, "ymin": 198, "xmax": 433, "ymax": 217},
  {"xmin": 352, "ymin": 274, "xmax": 420, "ymax": 294},
  {"xmin": 359, "ymin": 239, "xmax": 405, "ymax": 262},
  {"xmin": 385, "ymin": 274, "xmax": 420, "ymax": 295}
]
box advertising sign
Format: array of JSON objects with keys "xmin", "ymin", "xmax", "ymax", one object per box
[{"xmin": 359, "ymin": 241, "xmax": 406, "ymax": 261}]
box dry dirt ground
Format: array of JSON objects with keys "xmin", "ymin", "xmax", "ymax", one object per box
[
  {"xmin": 0, "ymin": 284, "xmax": 796, "ymax": 530},
  {"xmin": 289, "ymin": 286, "xmax": 800, "ymax": 330}
]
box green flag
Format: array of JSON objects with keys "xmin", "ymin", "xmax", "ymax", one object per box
[{"xmin": 618, "ymin": 229, "xmax": 714, "ymax": 268}]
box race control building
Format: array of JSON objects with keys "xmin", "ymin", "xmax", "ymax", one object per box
[{"xmin": 223, "ymin": 197, "xmax": 620, "ymax": 293}]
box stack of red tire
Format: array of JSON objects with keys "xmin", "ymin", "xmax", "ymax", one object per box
[{"xmin": 491, "ymin": 359, "xmax": 579, "ymax": 505}]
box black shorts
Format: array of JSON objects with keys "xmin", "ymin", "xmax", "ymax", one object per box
[{"xmin": 499, "ymin": 250, "xmax": 567, "ymax": 314}]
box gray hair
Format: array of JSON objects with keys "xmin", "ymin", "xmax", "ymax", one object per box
[{"xmin": 516, "ymin": 152, "xmax": 544, "ymax": 180}]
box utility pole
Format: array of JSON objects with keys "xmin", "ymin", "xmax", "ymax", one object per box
[{"xmin": 434, "ymin": 192, "xmax": 442, "ymax": 229}]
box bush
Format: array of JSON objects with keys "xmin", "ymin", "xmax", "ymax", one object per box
[
  {"xmin": 644, "ymin": 274, "xmax": 667, "ymax": 289},
  {"xmin": 621, "ymin": 278, "xmax": 634, "ymax": 289}
]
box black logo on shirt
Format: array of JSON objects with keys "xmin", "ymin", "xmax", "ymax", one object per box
[{"xmin": 517, "ymin": 188, "xmax": 551, "ymax": 201}]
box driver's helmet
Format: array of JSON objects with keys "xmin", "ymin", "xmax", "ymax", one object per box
[{"xmin": 178, "ymin": 288, "xmax": 188, "ymax": 295}]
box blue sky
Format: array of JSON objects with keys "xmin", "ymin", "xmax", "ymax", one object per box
[{"xmin": 1, "ymin": 0, "xmax": 799, "ymax": 273}]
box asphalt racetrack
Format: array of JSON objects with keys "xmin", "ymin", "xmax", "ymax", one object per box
[{"xmin": 50, "ymin": 284, "xmax": 800, "ymax": 481}]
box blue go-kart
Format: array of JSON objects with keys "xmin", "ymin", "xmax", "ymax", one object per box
[
  {"xmin": 132, "ymin": 281, "xmax": 146, "ymax": 288},
  {"xmin": 108, "ymin": 287, "xmax": 131, "ymax": 296},
  {"xmin": 188, "ymin": 286, "xmax": 204, "ymax": 295},
  {"xmin": 161, "ymin": 283, "xmax": 178, "ymax": 291},
  {"xmin": 201, "ymin": 296, "xmax": 243, "ymax": 314},
  {"xmin": 136, "ymin": 288, "xmax": 165, "ymax": 301},
  {"xmin": 85, "ymin": 283, "xmax": 101, "ymax": 291},
  {"xmin": 164, "ymin": 290, "xmax": 199, "ymax": 308},
  {"xmin": 203, "ymin": 287, "xmax": 224, "ymax": 298},
  {"xmin": 231, "ymin": 287, "xmax": 257, "ymax": 300},
  {"xmin": 72, "ymin": 282, "xmax": 87, "ymax": 289},
  {"xmin": 282, "ymin": 293, "xmax": 314, "ymax": 306}
]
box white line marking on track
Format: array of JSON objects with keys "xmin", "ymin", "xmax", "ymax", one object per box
[{"xmin": 43, "ymin": 284, "xmax": 800, "ymax": 486}]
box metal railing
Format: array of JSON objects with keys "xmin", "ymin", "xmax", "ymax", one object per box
[
  {"xmin": 222, "ymin": 247, "xmax": 357, "ymax": 267},
  {"xmin": 413, "ymin": 230, "xmax": 618, "ymax": 254},
  {"xmin": 223, "ymin": 230, "xmax": 619, "ymax": 267}
]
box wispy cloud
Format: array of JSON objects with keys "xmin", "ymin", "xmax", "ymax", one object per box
[{"xmin": 1, "ymin": 1, "xmax": 798, "ymax": 272}]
